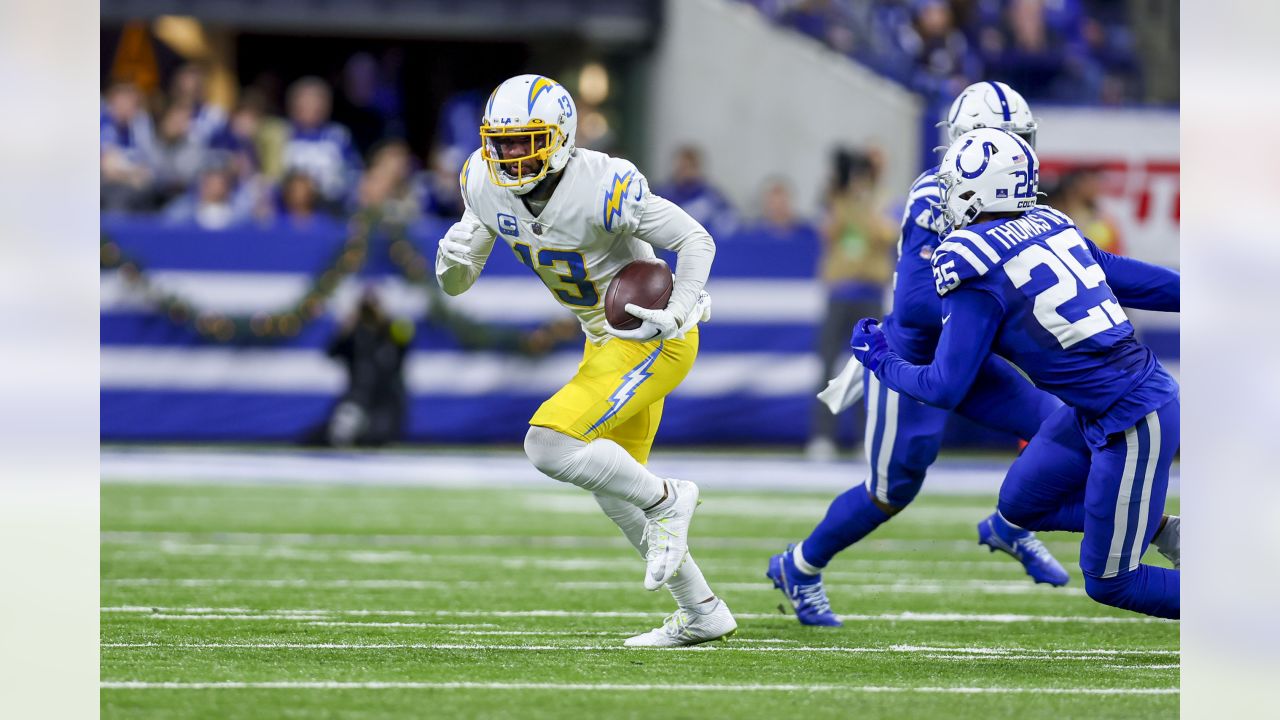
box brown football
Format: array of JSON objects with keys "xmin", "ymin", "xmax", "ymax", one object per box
[{"xmin": 605, "ymin": 258, "xmax": 674, "ymax": 331}]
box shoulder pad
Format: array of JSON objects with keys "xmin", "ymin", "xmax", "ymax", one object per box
[
  {"xmin": 597, "ymin": 157, "xmax": 647, "ymax": 234},
  {"xmin": 459, "ymin": 148, "xmax": 484, "ymax": 211},
  {"xmin": 931, "ymin": 228, "xmax": 1002, "ymax": 296},
  {"xmin": 904, "ymin": 167, "xmax": 944, "ymax": 232}
]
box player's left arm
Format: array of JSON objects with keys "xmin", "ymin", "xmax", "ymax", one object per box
[
  {"xmin": 869, "ymin": 289, "xmax": 1003, "ymax": 409},
  {"xmin": 1084, "ymin": 237, "xmax": 1180, "ymax": 312},
  {"xmin": 633, "ymin": 193, "xmax": 716, "ymax": 326}
]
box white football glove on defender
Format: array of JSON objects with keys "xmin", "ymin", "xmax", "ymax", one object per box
[
  {"xmin": 438, "ymin": 220, "xmax": 483, "ymax": 267},
  {"xmin": 606, "ymin": 291, "xmax": 712, "ymax": 342}
]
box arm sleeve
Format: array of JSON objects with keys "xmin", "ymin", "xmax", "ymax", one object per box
[
  {"xmin": 633, "ymin": 194, "xmax": 716, "ymax": 324},
  {"xmin": 1086, "ymin": 238, "xmax": 1180, "ymax": 312},
  {"xmin": 434, "ymin": 206, "xmax": 497, "ymax": 296},
  {"xmin": 875, "ymin": 289, "xmax": 1003, "ymax": 409}
]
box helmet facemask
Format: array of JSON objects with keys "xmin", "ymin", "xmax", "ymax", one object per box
[{"xmin": 480, "ymin": 122, "xmax": 566, "ymax": 191}]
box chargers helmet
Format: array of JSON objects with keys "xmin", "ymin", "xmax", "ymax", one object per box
[
  {"xmin": 479, "ymin": 74, "xmax": 577, "ymax": 195},
  {"xmin": 937, "ymin": 127, "xmax": 1039, "ymax": 230},
  {"xmin": 941, "ymin": 81, "xmax": 1037, "ymax": 147}
]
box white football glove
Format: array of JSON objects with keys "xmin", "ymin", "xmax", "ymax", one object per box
[
  {"xmin": 439, "ymin": 220, "xmax": 483, "ymax": 267},
  {"xmin": 605, "ymin": 291, "xmax": 712, "ymax": 342}
]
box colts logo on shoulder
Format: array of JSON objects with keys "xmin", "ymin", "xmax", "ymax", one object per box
[{"xmin": 497, "ymin": 213, "xmax": 519, "ymax": 237}]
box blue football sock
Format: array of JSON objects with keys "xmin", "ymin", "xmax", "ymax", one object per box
[{"xmin": 799, "ymin": 485, "xmax": 893, "ymax": 570}]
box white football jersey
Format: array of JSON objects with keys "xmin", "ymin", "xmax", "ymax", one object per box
[{"xmin": 459, "ymin": 147, "xmax": 656, "ymax": 342}]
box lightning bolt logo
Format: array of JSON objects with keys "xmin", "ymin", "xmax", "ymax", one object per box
[
  {"xmin": 602, "ymin": 171, "xmax": 634, "ymax": 232},
  {"xmin": 459, "ymin": 155, "xmax": 471, "ymax": 190},
  {"xmin": 587, "ymin": 343, "xmax": 662, "ymax": 433},
  {"xmin": 527, "ymin": 76, "xmax": 557, "ymax": 113}
]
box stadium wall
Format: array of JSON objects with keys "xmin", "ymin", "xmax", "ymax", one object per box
[
  {"xmin": 99, "ymin": 218, "xmax": 1178, "ymax": 446},
  {"xmin": 643, "ymin": 0, "xmax": 923, "ymax": 217}
]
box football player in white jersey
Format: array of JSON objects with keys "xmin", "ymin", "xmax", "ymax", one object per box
[{"xmin": 435, "ymin": 74, "xmax": 735, "ymax": 646}]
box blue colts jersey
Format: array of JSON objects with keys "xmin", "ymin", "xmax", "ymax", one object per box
[
  {"xmin": 929, "ymin": 205, "xmax": 1178, "ymax": 438},
  {"xmin": 883, "ymin": 165, "xmax": 947, "ymax": 363}
]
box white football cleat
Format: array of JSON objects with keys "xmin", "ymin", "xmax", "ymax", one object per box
[
  {"xmin": 623, "ymin": 599, "xmax": 738, "ymax": 648},
  {"xmin": 642, "ymin": 479, "xmax": 700, "ymax": 590},
  {"xmin": 1152, "ymin": 515, "xmax": 1180, "ymax": 569}
]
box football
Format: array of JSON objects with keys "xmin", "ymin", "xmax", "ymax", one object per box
[{"xmin": 604, "ymin": 258, "xmax": 674, "ymax": 331}]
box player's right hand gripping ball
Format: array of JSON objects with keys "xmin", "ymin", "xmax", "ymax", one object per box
[{"xmin": 604, "ymin": 258, "xmax": 674, "ymax": 339}]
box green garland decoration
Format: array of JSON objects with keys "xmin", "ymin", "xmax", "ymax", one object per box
[
  {"xmin": 100, "ymin": 210, "xmax": 581, "ymax": 354},
  {"xmin": 100, "ymin": 210, "xmax": 379, "ymax": 343}
]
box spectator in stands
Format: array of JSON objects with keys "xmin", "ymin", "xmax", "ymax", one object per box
[
  {"xmin": 743, "ymin": 177, "xmax": 819, "ymax": 244},
  {"xmin": 1047, "ymin": 166, "xmax": 1124, "ymax": 255},
  {"xmin": 152, "ymin": 102, "xmax": 211, "ymax": 206},
  {"xmin": 162, "ymin": 162, "xmax": 250, "ymax": 231},
  {"xmin": 419, "ymin": 145, "xmax": 467, "ymax": 219},
  {"xmin": 100, "ymin": 82, "xmax": 156, "ymax": 212},
  {"xmin": 356, "ymin": 139, "xmax": 423, "ymax": 224},
  {"xmin": 892, "ymin": 0, "xmax": 983, "ymax": 99},
  {"xmin": 779, "ymin": 0, "xmax": 859, "ymax": 55},
  {"xmin": 807, "ymin": 147, "xmax": 898, "ymax": 461},
  {"xmin": 655, "ymin": 145, "xmax": 739, "ymax": 239},
  {"xmin": 168, "ymin": 63, "xmax": 229, "ymax": 150},
  {"xmin": 276, "ymin": 169, "xmax": 329, "ymax": 228},
  {"xmin": 282, "ymin": 76, "xmax": 363, "ymax": 209},
  {"xmin": 334, "ymin": 52, "xmax": 404, "ymax": 156},
  {"xmin": 226, "ymin": 88, "xmax": 289, "ymax": 182}
]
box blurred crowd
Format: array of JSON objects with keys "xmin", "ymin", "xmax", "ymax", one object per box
[
  {"xmin": 742, "ymin": 0, "xmax": 1175, "ymax": 106},
  {"xmin": 101, "ymin": 60, "xmax": 468, "ymax": 230}
]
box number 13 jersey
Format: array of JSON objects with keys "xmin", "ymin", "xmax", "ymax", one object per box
[
  {"xmin": 929, "ymin": 204, "xmax": 1178, "ymax": 443},
  {"xmin": 459, "ymin": 147, "xmax": 658, "ymax": 343}
]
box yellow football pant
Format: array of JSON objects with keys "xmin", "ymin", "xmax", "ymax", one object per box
[{"xmin": 529, "ymin": 327, "xmax": 699, "ymax": 465}]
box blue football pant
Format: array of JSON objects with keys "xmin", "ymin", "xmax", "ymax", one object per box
[
  {"xmin": 864, "ymin": 355, "xmax": 1061, "ymax": 507},
  {"xmin": 1001, "ymin": 398, "xmax": 1179, "ymax": 618}
]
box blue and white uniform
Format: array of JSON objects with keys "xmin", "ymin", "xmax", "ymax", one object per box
[
  {"xmin": 875, "ymin": 205, "xmax": 1180, "ymax": 618},
  {"xmin": 867, "ymin": 167, "xmax": 1060, "ymax": 506}
]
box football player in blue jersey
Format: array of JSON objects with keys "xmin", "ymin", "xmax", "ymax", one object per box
[
  {"xmin": 849, "ymin": 127, "xmax": 1180, "ymax": 618},
  {"xmin": 769, "ymin": 83, "xmax": 1071, "ymax": 627}
]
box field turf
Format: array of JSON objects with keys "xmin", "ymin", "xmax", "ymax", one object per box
[{"xmin": 101, "ymin": 478, "xmax": 1179, "ymax": 719}]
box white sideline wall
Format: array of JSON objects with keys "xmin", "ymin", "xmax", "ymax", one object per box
[{"xmin": 645, "ymin": 0, "xmax": 923, "ymax": 218}]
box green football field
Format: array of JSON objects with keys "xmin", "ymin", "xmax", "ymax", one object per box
[{"xmin": 101, "ymin": 477, "xmax": 1179, "ymax": 719}]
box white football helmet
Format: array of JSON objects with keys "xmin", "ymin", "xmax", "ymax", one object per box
[
  {"xmin": 937, "ymin": 127, "xmax": 1039, "ymax": 230},
  {"xmin": 941, "ymin": 81, "xmax": 1037, "ymax": 147},
  {"xmin": 479, "ymin": 74, "xmax": 578, "ymax": 195}
]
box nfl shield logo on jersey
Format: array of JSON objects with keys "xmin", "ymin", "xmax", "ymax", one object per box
[{"xmin": 996, "ymin": 188, "xmax": 1009, "ymax": 198}]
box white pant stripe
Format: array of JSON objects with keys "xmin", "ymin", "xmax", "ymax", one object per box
[
  {"xmin": 864, "ymin": 374, "xmax": 881, "ymax": 498},
  {"xmin": 1103, "ymin": 424, "xmax": 1142, "ymax": 578},
  {"xmin": 1127, "ymin": 411, "xmax": 1161, "ymax": 573},
  {"xmin": 874, "ymin": 385, "xmax": 900, "ymax": 504}
]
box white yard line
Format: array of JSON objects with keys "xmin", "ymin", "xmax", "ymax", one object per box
[
  {"xmin": 100, "ymin": 530, "xmax": 1015, "ymax": 553},
  {"xmin": 100, "ymin": 605, "xmax": 1170, "ymax": 624},
  {"xmin": 554, "ymin": 580, "xmax": 1088, "ymax": 596},
  {"xmin": 99, "ymin": 680, "xmax": 1178, "ymax": 695},
  {"xmin": 101, "ymin": 577, "xmax": 1087, "ymax": 596},
  {"xmin": 101, "ymin": 641, "xmax": 1176, "ymax": 658},
  {"xmin": 100, "ymin": 544, "xmax": 1028, "ymax": 572}
]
